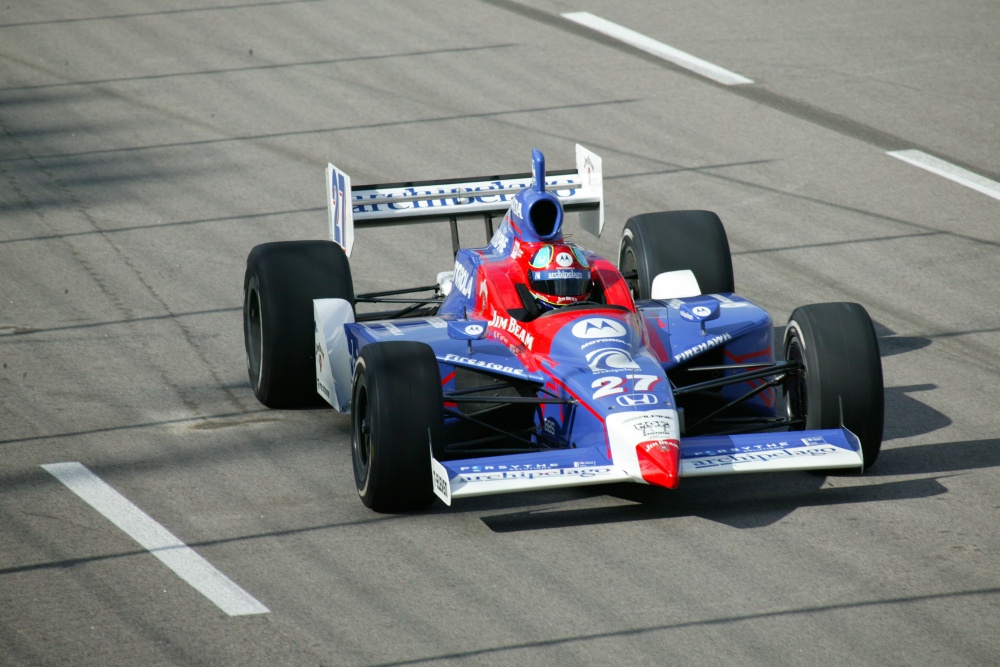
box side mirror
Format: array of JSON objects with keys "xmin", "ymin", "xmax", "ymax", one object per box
[
  {"xmin": 447, "ymin": 320, "xmax": 488, "ymax": 341},
  {"xmin": 679, "ymin": 299, "xmax": 721, "ymax": 335}
]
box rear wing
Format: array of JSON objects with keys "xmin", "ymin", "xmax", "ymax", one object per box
[{"xmin": 327, "ymin": 144, "xmax": 603, "ymax": 257}]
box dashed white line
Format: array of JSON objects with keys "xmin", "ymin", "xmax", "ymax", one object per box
[
  {"xmin": 887, "ymin": 150, "xmax": 1000, "ymax": 202},
  {"xmin": 42, "ymin": 462, "xmax": 269, "ymax": 617},
  {"xmin": 562, "ymin": 11, "xmax": 753, "ymax": 86}
]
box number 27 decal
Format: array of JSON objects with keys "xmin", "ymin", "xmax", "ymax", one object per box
[{"xmin": 591, "ymin": 375, "xmax": 659, "ymax": 399}]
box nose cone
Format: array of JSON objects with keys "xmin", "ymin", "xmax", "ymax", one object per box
[{"xmin": 636, "ymin": 439, "xmax": 680, "ymax": 489}]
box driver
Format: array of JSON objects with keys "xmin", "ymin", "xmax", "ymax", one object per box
[{"xmin": 525, "ymin": 243, "xmax": 593, "ymax": 310}]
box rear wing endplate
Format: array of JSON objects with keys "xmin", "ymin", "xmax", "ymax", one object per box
[{"xmin": 327, "ymin": 144, "xmax": 603, "ymax": 257}]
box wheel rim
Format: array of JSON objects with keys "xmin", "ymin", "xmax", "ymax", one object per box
[
  {"xmin": 620, "ymin": 245, "xmax": 640, "ymax": 300},
  {"xmin": 352, "ymin": 382, "xmax": 372, "ymax": 491},
  {"xmin": 244, "ymin": 282, "xmax": 263, "ymax": 387},
  {"xmin": 785, "ymin": 336, "xmax": 807, "ymax": 428}
]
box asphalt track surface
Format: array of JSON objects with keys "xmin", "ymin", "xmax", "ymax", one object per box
[{"xmin": 2, "ymin": 2, "xmax": 999, "ymax": 665}]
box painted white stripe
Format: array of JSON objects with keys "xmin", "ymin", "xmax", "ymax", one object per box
[
  {"xmin": 562, "ymin": 11, "xmax": 753, "ymax": 86},
  {"xmin": 42, "ymin": 462, "xmax": 269, "ymax": 616},
  {"xmin": 888, "ymin": 150, "xmax": 1000, "ymax": 202}
]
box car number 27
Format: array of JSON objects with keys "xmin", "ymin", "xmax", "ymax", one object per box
[{"xmin": 591, "ymin": 375, "xmax": 659, "ymax": 399}]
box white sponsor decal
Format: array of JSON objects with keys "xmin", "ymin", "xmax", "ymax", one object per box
[
  {"xmin": 426, "ymin": 317, "xmax": 448, "ymax": 329},
  {"xmin": 692, "ymin": 306, "xmax": 712, "ymax": 317},
  {"xmin": 453, "ymin": 260, "xmax": 474, "ymax": 299},
  {"xmin": 490, "ymin": 228, "xmax": 511, "ymax": 254},
  {"xmin": 510, "ymin": 197, "xmax": 523, "ymax": 219},
  {"xmin": 444, "ymin": 353, "xmax": 526, "ymax": 376},
  {"xmin": 580, "ymin": 337, "xmax": 629, "ymax": 350},
  {"xmin": 673, "ymin": 333, "xmax": 732, "ymax": 362},
  {"xmin": 459, "ymin": 466, "xmax": 613, "ymax": 482},
  {"xmin": 316, "ymin": 379, "xmax": 331, "ymax": 398},
  {"xmin": 586, "ymin": 348, "xmax": 640, "ymax": 373},
  {"xmin": 688, "ymin": 446, "xmax": 839, "ymax": 470},
  {"xmin": 626, "ymin": 413, "xmax": 676, "ymax": 438},
  {"xmin": 591, "ymin": 374, "xmax": 659, "ymax": 400},
  {"xmin": 572, "ymin": 318, "xmax": 627, "ymax": 339},
  {"xmin": 488, "ymin": 309, "xmax": 534, "ymax": 350},
  {"xmin": 555, "ymin": 251, "xmax": 573, "ymax": 267},
  {"xmin": 351, "ymin": 178, "xmax": 579, "ymax": 214},
  {"xmin": 382, "ymin": 322, "xmax": 404, "ymax": 336},
  {"xmin": 616, "ymin": 393, "xmax": 658, "ymax": 407},
  {"xmin": 464, "ymin": 324, "xmax": 484, "ymax": 336}
]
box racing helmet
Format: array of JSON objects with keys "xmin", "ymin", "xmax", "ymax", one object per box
[{"xmin": 526, "ymin": 244, "xmax": 592, "ymax": 308}]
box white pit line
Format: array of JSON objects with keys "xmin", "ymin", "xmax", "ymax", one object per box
[
  {"xmin": 563, "ymin": 11, "xmax": 753, "ymax": 86},
  {"xmin": 887, "ymin": 150, "xmax": 1000, "ymax": 202},
  {"xmin": 42, "ymin": 462, "xmax": 269, "ymax": 617}
]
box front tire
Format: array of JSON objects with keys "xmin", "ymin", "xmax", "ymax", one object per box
[
  {"xmin": 352, "ymin": 342, "xmax": 442, "ymax": 512},
  {"xmin": 619, "ymin": 210, "xmax": 734, "ymax": 300},
  {"xmin": 783, "ymin": 302, "xmax": 884, "ymax": 469},
  {"xmin": 243, "ymin": 240, "xmax": 354, "ymax": 408}
]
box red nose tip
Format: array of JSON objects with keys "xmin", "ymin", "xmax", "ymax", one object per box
[{"xmin": 636, "ymin": 439, "xmax": 680, "ymax": 489}]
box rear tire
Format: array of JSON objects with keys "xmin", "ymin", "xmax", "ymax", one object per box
[
  {"xmin": 351, "ymin": 342, "xmax": 442, "ymax": 512},
  {"xmin": 783, "ymin": 302, "xmax": 884, "ymax": 469},
  {"xmin": 619, "ymin": 210, "xmax": 734, "ymax": 300},
  {"xmin": 243, "ymin": 240, "xmax": 354, "ymax": 408}
]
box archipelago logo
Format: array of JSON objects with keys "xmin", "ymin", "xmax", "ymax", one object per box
[
  {"xmin": 571, "ymin": 318, "xmax": 627, "ymax": 339},
  {"xmin": 586, "ymin": 347, "xmax": 640, "ymax": 373}
]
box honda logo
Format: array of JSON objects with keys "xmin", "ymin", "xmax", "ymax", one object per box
[{"xmin": 616, "ymin": 394, "xmax": 658, "ymax": 407}]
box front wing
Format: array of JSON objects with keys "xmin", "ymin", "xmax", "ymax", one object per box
[{"xmin": 430, "ymin": 428, "xmax": 863, "ymax": 505}]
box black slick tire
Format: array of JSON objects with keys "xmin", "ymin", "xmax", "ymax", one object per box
[
  {"xmin": 243, "ymin": 240, "xmax": 354, "ymax": 408},
  {"xmin": 619, "ymin": 210, "xmax": 734, "ymax": 300},
  {"xmin": 783, "ymin": 302, "xmax": 884, "ymax": 469},
  {"xmin": 351, "ymin": 341, "xmax": 442, "ymax": 512}
]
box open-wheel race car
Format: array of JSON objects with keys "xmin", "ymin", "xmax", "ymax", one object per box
[{"xmin": 242, "ymin": 146, "xmax": 884, "ymax": 512}]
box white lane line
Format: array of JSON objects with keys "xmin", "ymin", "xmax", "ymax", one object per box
[
  {"xmin": 563, "ymin": 11, "xmax": 753, "ymax": 86},
  {"xmin": 42, "ymin": 462, "xmax": 269, "ymax": 617},
  {"xmin": 888, "ymin": 150, "xmax": 1000, "ymax": 202}
]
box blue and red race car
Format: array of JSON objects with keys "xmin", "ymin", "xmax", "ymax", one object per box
[{"xmin": 243, "ymin": 146, "xmax": 884, "ymax": 512}]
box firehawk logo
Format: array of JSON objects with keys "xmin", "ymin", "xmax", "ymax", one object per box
[{"xmin": 571, "ymin": 318, "xmax": 627, "ymax": 339}]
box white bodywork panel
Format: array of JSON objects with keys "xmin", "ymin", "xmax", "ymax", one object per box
[
  {"xmin": 650, "ymin": 269, "xmax": 702, "ymax": 300},
  {"xmin": 314, "ymin": 298, "xmax": 355, "ymax": 412}
]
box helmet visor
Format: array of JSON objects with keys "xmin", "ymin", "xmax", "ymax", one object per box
[{"xmin": 530, "ymin": 269, "xmax": 591, "ymax": 297}]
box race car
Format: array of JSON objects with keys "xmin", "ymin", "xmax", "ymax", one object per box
[{"xmin": 242, "ymin": 146, "xmax": 884, "ymax": 512}]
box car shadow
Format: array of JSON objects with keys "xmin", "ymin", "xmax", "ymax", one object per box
[
  {"xmin": 478, "ymin": 474, "xmax": 949, "ymax": 532},
  {"xmin": 477, "ymin": 432, "xmax": 996, "ymax": 533}
]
